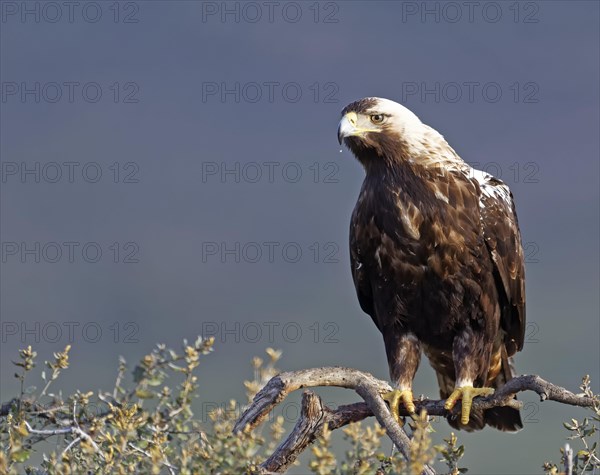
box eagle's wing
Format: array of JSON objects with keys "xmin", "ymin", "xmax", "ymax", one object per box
[
  {"xmin": 474, "ymin": 171, "xmax": 526, "ymax": 355},
  {"xmin": 349, "ymin": 219, "xmax": 376, "ymax": 325}
]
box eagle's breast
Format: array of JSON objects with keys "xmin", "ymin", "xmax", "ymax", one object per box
[{"xmin": 350, "ymin": 164, "xmax": 495, "ymax": 341}]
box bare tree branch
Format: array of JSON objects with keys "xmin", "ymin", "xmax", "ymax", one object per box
[
  {"xmin": 24, "ymin": 421, "xmax": 105, "ymax": 460},
  {"xmin": 233, "ymin": 367, "xmax": 597, "ymax": 474},
  {"xmin": 260, "ymin": 390, "xmax": 325, "ymax": 473}
]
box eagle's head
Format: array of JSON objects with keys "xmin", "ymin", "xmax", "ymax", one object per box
[{"xmin": 337, "ymin": 97, "xmax": 438, "ymax": 168}]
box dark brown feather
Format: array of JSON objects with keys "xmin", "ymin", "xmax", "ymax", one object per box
[{"xmin": 478, "ymin": 176, "xmax": 526, "ymax": 356}]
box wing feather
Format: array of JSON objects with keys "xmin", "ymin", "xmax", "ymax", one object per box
[
  {"xmin": 474, "ymin": 171, "xmax": 526, "ymax": 355},
  {"xmin": 350, "ymin": 218, "xmax": 376, "ymax": 325}
]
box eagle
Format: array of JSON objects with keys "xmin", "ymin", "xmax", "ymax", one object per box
[{"xmin": 337, "ymin": 97, "xmax": 526, "ymax": 431}]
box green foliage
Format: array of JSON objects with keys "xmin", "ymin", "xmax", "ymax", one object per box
[
  {"xmin": 0, "ymin": 341, "xmax": 597, "ymax": 474},
  {"xmin": 1, "ymin": 340, "xmax": 295, "ymax": 474},
  {"xmin": 338, "ymin": 420, "xmax": 404, "ymax": 474},
  {"xmin": 543, "ymin": 376, "xmax": 600, "ymax": 475},
  {"xmin": 435, "ymin": 432, "xmax": 467, "ymax": 475}
]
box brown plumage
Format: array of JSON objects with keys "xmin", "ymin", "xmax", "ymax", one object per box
[{"xmin": 338, "ymin": 98, "xmax": 526, "ymax": 431}]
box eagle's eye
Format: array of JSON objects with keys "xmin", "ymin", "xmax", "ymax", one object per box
[{"xmin": 370, "ymin": 114, "xmax": 385, "ymax": 124}]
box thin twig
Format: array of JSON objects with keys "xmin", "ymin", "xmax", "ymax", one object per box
[
  {"xmin": 24, "ymin": 422, "xmax": 72, "ymax": 436},
  {"xmin": 61, "ymin": 436, "xmax": 82, "ymax": 457},
  {"xmin": 24, "ymin": 421, "xmax": 105, "ymax": 460},
  {"xmin": 128, "ymin": 443, "xmax": 177, "ymax": 475}
]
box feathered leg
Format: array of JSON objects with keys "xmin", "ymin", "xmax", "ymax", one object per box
[
  {"xmin": 382, "ymin": 331, "xmax": 421, "ymax": 422},
  {"xmin": 444, "ymin": 328, "xmax": 494, "ymax": 425}
]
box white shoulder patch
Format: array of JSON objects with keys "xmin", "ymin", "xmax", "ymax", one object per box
[{"xmin": 468, "ymin": 167, "xmax": 513, "ymax": 209}]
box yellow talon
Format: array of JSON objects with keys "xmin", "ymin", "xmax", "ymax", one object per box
[
  {"xmin": 382, "ymin": 389, "xmax": 416, "ymax": 423},
  {"xmin": 444, "ymin": 385, "xmax": 494, "ymax": 425}
]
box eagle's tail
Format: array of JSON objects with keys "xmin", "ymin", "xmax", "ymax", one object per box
[
  {"xmin": 482, "ymin": 348, "xmax": 523, "ymax": 432},
  {"xmin": 440, "ymin": 347, "xmax": 523, "ymax": 432}
]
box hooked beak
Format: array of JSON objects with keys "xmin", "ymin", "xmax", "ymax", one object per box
[{"xmin": 337, "ymin": 111, "xmax": 358, "ymax": 145}]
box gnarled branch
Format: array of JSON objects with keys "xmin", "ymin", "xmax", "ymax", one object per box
[{"xmin": 233, "ymin": 367, "xmax": 597, "ymax": 474}]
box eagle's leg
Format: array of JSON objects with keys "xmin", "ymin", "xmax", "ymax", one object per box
[
  {"xmin": 382, "ymin": 331, "xmax": 421, "ymax": 422},
  {"xmin": 382, "ymin": 389, "xmax": 415, "ymax": 423},
  {"xmin": 444, "ymin": 385, "xmax": 494, "ymax": 425},
  {"xmin": 444, "ymin": 329, "xmax": 494, "ymax": 425}
]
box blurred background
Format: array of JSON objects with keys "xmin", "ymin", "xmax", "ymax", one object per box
[{"xmin": 1, "ymin": 1, "xmax": 598, "ymax": 473}]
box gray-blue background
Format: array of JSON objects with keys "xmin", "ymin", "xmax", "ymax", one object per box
[{"xmin": 1, "ymin": 1, "xmax": 599, "ymax": 473}]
